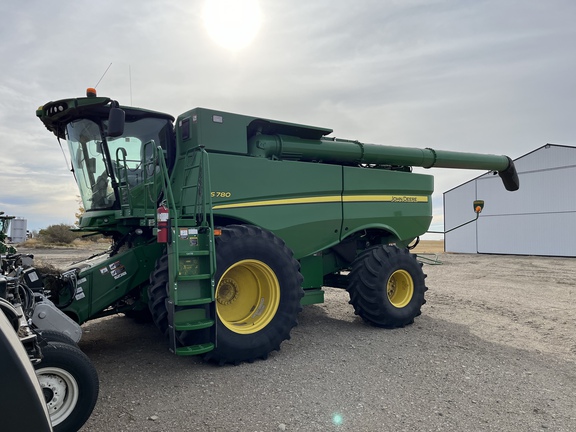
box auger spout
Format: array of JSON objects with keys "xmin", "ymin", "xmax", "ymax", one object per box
[{"xmin": 248, "ymin": 134, "xmax": 519, "ymax": 191}]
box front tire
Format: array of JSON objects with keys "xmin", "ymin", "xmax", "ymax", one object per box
[
  {"xmin": 205, "ymin": 225, "xmax": 304, "ymax": 364},
  {"xmin": 148, "ymin": 226, "xmax": 304, "ymax": 365},
  {"xmin": 347, "ymin": 245, "xmax": 427, "ymax": 328},
  {"xmin": 148, "ymin": 254, "xmax": 170, "ymax": 337},
  {"xmin": 34, "ymin": 342, "xmax": 99, "ymax": 432}
]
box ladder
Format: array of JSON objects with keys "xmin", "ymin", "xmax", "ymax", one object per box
[{"xmin": 155, "ymin": 145, "xmax": 217, "ymax": 356}]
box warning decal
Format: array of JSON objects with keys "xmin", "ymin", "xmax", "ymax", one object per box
[{"xmin": 109, "ymin": 260, "xmax": 127, "ymax": 280}]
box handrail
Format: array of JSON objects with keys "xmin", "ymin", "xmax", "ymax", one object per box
[{"xmin": 155, "ymin": 145, "xmax": 178, "ymax": 220}]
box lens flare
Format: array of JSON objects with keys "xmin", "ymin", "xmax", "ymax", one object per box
[{"xmin": 332, "ymin": 413, "xmax": 344, "ymax": 426}]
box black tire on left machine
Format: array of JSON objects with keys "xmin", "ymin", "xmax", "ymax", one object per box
[
  {"xmin": 35, "ymin": 329, "xmax": 79, "ymax": 348},
  {"xmin": 34, "ymin": 341, "xmax": 99, "ymax": 432}
]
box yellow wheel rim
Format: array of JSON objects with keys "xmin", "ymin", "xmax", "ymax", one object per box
[
  {"xmin": 216, "ymin": 259, "xmax": 280, "ymax": 334},
  {"xmin": 387, "ymin": 269, "xmax": 414, "ymax": 308}
]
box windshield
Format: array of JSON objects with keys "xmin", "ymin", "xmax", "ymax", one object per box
[
  {"xmin": 66, "ymin": 116, "xmax": 174, "ymax": 211},
  {"xmin": 67, "ymin": 119, "xmax": 113, "ymax": 211}
]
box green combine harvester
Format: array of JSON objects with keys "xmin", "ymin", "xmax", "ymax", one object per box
[{"xmin": 36, "ymin": 89, "xmax": 519, "ymax": 364}]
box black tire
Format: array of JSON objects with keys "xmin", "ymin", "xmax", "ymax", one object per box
[
  {"xmin": 34, "ymin": 342, "xmax": 99, "ymax": 432},
  {"xmin": 347, "ymin": 245, "xmax": 427, "ymax": 328},
  {"xmin": 36, "ymin": 330, "xmax": 79, "ymax": 348},
  {"xmin": 148, "ymin": 254, "xmax": 170, "ymax": 337},
  {"xmin": 204, "ymin": 225, "xmax": 304, "ymax": 364},
  {"xmin": 0, "ymin": 298, "xmax": 20, "ymax": 331}
]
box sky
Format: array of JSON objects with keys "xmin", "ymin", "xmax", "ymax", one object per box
[{"xmin": 1, "ymin": 0, "xmax": 575, "ymax": 236}]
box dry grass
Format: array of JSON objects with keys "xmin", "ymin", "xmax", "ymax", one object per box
[
  {"xmin": 411, "ymin": 240, "xmax": 444, "ymax": 254},
  {"xmin": 16, "ymin": 237, "xmax": 112, "ymax": 249}
]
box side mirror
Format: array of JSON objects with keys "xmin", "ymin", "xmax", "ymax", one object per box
[{"xmin": 107, "ymin": 106, "xmax": 125, "ymax": 137}]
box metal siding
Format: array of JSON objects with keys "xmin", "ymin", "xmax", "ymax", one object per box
[
  {"xmin": 445, "ymin": 222, "xmax": 477, "ymax": 253},
  {"xmin": 445, "ymin": 181, "xmax": 477, "ymax": 229},
  {"xmin": 477, "ymin": 213, "xmax": 576, "ymax": 256},
  {"xmin": 477, "ymin": 162, "xmax": 576, "ymax": 216},
  {"xmin": 513, "ymin": 145, "xmax": 576, "ymax": 171},
  {"xmin": 444, "ymin": 145, "xmax": 576, "ymax": 256},
  {"xmin": 444, "ymin": 181, "xmax": 477, "ymax": 253}
]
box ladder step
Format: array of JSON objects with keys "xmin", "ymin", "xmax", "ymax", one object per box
[
  {"xmin": 176, "ymin": 297, "xmax": 213, "ymax": 306},
  {"xmin": 174, "ymin": 318, "xmax": 214, "ymax": 331},
  {"xmin": 175, "ymin": 343, "xmax": 215, "ymax": 356},
  {"xmin": 177, "ymin": 273, "xmax": 211, "ymax": 281},
  {"xmin": 180, "ymin": 250, "xmax": 210, "ymax": 256}
]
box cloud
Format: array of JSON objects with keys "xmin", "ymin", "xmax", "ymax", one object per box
[{"xmin": 1, "ymin": 0, "xmax": 575, "ymax": 231}]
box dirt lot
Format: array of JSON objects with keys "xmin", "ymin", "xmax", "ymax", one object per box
[{"xmin": 25, "ymin": 243, "xmax": 576, "ymax": 431}]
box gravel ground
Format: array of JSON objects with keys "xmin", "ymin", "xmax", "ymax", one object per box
[{"xmin": 25, "ymin": 247, "xmax": 576, "ymax": 431}]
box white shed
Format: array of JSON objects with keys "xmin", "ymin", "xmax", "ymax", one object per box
[{"xmin": 444, "ymin": 144, "xmax": 576, "ymax": 257}]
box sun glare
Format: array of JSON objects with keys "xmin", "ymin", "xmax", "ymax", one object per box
[{"xmin": 203, "ymin": 0, "xmax": 263, "ymax": 51}]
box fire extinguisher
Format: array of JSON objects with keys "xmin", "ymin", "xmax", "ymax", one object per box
[{"xmin": 157, "ymin": 204, "xmax": 170, "ymax": 243}]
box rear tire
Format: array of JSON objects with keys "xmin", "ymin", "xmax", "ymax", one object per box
[
  {"xmin": 34, "ymin": 342, "xmax": 99, "ymax": 432},
  {"xmin": 347, "ymin": 245, "xmax": 427, "ymax": 328}
]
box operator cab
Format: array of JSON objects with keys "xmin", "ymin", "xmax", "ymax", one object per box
[
  {"xmin": 38, "ymin": 89, "xmax": 175, "ymax": 213},
  {"xmin": 67, "ymin": 115, "xmax": 174, "ymax": 211}
]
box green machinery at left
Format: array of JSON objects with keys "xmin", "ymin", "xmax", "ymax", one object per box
[
  {"xmin": 0, "ymin": 213, "xmax": 16, "ymax": 254},
  {"xmin": 36, "ymin": 89, "xmax": 519, "ymax": 364}
]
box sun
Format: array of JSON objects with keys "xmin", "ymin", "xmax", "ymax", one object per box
[{"xmin": 203, "ymin": 0, "xmax": 263, "ymax": 51}]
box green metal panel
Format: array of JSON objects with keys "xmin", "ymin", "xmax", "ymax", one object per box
[
  {"xmin": 199, "ymin": 153, "xmax": 344, "ymax": 259},
  {"xmin": 178, "ymin": 108, "xmax": 252, "ymax": 155},
  {"xmin": 301, "ymin": 289, "xmax": 325, "ymax": 306},
  {"xmin": 168, "ymin": 225, "xmax": 213, "ymax": 305},
  {"xmin": 299, "ymin": 259, "xmax": 324, "ymax": 305},
  {"xmin": 65, "ymin": 241, "xmax": 165, "ymax": 324},
  {"xmin": 299, "ymin": 254, "xmax": 324, "ymax": 289},
  {"xmin": 176, "ymin": 108, "xmax": 333, "ymax": 156},
  {"xmin": 342, "ymin": 166, "xmax": 434, "ymax": 243}
]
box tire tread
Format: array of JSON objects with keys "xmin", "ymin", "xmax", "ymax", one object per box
[{"xmin": 347, "ymin": 245, "xmax": 427, "ymax": 328}]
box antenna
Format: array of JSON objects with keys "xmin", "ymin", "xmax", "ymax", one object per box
[
  {"xmin": 129, "ymin": 64, "xmax": 133, "ymax": 105},
  {"xmin": 94, "ymin": 62, "xmax": 113, "ymax": 88}
]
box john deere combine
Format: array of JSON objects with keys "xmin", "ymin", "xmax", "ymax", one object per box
[{"xmin": 36, "ymin": 89, "xmax": 519, "ymax": 364}]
